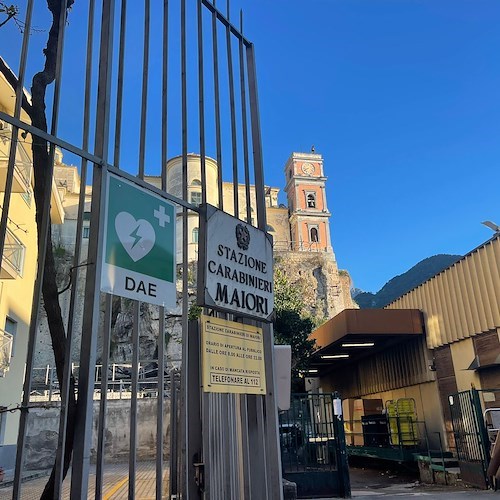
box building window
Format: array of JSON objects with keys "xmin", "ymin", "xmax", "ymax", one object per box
[
  {"xmin": 4, "ymin": 317, "xmax": 17, "ymax": 357},
  {"xmin": 306, "ymin": 193, "xmax": 316, "ymax": 208},
  {"xmin": 190, "ymin": 191, "xmax": 202, "ymax": 206},
  {"xmin": 289, "ymin": 169, "xmax": 292, "ymax": 179},
  {"xmin": 192, "ymin": 227, "xmax": 199, "ymax": 243},
  {"xmin": 191, "ymin": 179, "xmax": 202, "ymax": 186},
  {"xmin": 83, "ymin": 226, "xmax": 90, "ymax": 239},
  {"xmin": 310, "ymin": 227, "xmax": 319, "ymax": 243}
]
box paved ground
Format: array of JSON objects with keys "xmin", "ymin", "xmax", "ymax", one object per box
[
  {"xmin": 2, "ymin": 461, "xmax": 499, "ymax": 498},
  {"xmin": 0, "ymin": 462, "xmax": 169, "ymax": 499},
  {"xmin": 348, "ymin": 464, "xmax": 497, "ymax": 499}
]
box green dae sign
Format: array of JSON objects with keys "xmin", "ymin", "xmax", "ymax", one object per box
[{"xmin": 101, "ymin": 172, "xmax": 176, "ymax": 307}]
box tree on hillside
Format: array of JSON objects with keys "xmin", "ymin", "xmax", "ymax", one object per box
[{"xmin": 273, "ymin": 267, "xmax": 316, "ymax": 388}]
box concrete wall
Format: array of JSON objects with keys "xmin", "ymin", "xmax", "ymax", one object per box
[
  {"xmin": 23, "ymin": 398, "xmax": 171, "ymax": 471},
  {"xmin": 450, "ymin": 338, "xmax": 481, "ymax": 392}
]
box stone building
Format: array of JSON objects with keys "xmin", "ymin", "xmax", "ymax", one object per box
[{"xmin": 36, "ymin": 150, "xmax": 355, "ymax": 368}]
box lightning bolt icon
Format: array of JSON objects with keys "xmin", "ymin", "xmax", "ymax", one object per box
[{"xmin": 130, "ymin": 225, "xmax": 142, "ymax": 249}]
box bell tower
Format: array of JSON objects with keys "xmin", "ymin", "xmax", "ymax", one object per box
[{"xmin": 283, "ymin": 151, "xmax": 333, "ymax": 254}]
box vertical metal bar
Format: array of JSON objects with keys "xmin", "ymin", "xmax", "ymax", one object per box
[
  {"xmin": 156, "ymin": 311, "xmax": 165, "ymax": 500},
  {"xmin": 158, "ymin": 2, "xmax": 170, "ymax": 498},
  {"xmin": 54, "ymin": 1, "xmax": 95, "ymax": 496},
  {"xmin": 180, "ymin": 0, "xmax": 189, "ymax": 495},
  {"xmin": 247, "ymin": 42, "xmax": 284, "ymax": 499},
  {"xmin": 222, "ymin": 394, "xmax": 231, "ymax": 496},
  {"xmin": 226, "ymin": 0, "xmax": 239, "ymax": 216},
  {"xmin": 211, "ymin": 0, "xmax": 223, "ymax": 209},
  {"xmin": 128, "ymin": 1, "xmax": 150, "ymax": 494},
  {"xmin": 246, "ymin": 44, "xmax": 266, "ymax": 231},
  {"xmin": 186, "ymin": 320, "xmax": 203, "ymax": 498},
  {"xmin": 129, "ymin": 303, "xmax": 140, "ymax": 498},
  {"xmin": 13, "ymin": 2, "xmax": 69, "ymax": 497},
  {"xmin": 169, "ymin": 370, "xmax": 179, "ymax": 498},
  {"xmin": 198, "ymin": 0, "xmax": 207, "ymax": 206},
  {"xmin": 70, "ymin": 0, "xmax": 115, "ymax": 496},
  {"xmin": 157, "ymin": 4, "xmax": 169, "ymax": 497},
  {"xmin": 161, "ymin": 0, "xmax": 169, "ymax": 189},
  {"xmin": 138, "ymin": 0, "xmax": 150, "ymax": 178},
  {"xmin": 113, "ymin": 0, "xmax": 127, "ymax": 168},
  {"xmin": 0, "ymin": 0, "xmax": 33, "ymax": 263},
  {"xmin": 247, "ymin": 396, "xmax": 268, "ymax": 499},
  {"xmin": 239, "ymin": 395, "xmax": 251, "ymax": 498},
  {"xmin": 202, "ymin": 391, "xmax": 211, "ymax": 497},
  {"xmin": 238, "ymin": 11, "xmax": 251, "ymax": 223},
  {"xmin": 95, "ymin": 294, "xmax": 113, "ymax": 499},
  {"xmin": 246, "ymin": 41, "xmax": 274, "ymax": 500},
  {"xmin": 9, "ymin": 3, "xmax": 34, "ymax": 496}
]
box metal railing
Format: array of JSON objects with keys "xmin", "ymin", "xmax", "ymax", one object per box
[
  {"xmin": 273, "ymin": 240, "xmax": 331, "ymax": 253},
  {"xmin": 2, "ymin": 227, "xmax": 25, "ymax": 276},
  {"xmin": 0, "ymin": 328, "xmax": 13, "ymax": 376},
  {"xmin": 279, "ymin": 393, "xmax": 341, "ymax": 472},
  {"xmin": 0, "ymin": 144, "xmax": 32, "ymax": 193},
  {"xmin": 30, "ymin": 360, "xmax": 181, "ymax": 401}
]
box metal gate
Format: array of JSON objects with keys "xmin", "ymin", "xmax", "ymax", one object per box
[
  {"xmin": 279, "ymin": 393, "xmax": 350, "ymax": 499},
  {"xmin": 1, "ymin": 0, "xmax": 281, "ymax": 498},
  {"xmin": 449, "ymin": 389, "xmax": 491, "ymax": 489}
]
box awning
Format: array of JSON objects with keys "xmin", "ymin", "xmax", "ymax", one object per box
[
  {"xmin": 466, "ymin": 354, "xmax": 500, "ymax": 371},
  {"xmin": 307, "ymin": 309, "xmax": 425, "ymax": 376}
]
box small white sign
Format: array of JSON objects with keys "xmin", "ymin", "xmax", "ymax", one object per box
[
  {"xmin": 198, "ymin": 205, "xmax": 274, "ymax": 321},
  {"xmin": 101, "ymin": 172, "xmax": 176, "ymax": 307}
]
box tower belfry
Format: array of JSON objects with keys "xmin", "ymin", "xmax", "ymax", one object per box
[{"xmin": 283, "ymin": 151, "xmax": 334, "ymax": 255}]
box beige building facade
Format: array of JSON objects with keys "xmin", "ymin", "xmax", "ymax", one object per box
[
  {"xmin": 0, "ymin": 61, "xmax": 65, "ymax": 471},
  {"xmin": 309, "ymin": 234, "xmax": 500, "ymax": 451}
]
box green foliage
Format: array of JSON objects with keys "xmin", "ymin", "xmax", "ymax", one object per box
[
  {"xmin": 274, "ymin": 267, "xmax": 303, "ymax": 313},
  {"xmin": 53, "ymin": 245, "xmax": 66, "ymax": 257},
  {"xmin": 188, "ymin": 304, "xmax": 202, "ymax": 321},
  {"xmin": 273, "ymin": 267, "xmax": 316, "ymax": 382}
]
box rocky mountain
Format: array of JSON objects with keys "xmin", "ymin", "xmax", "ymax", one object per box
[{"xmin": 354, "ymin": 254, "xmax": 461, "ymax": 309}]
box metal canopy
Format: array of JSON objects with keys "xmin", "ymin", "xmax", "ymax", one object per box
[{"xmin": 308, "ymin": 309, "xmax": 424, "ymax": 373}]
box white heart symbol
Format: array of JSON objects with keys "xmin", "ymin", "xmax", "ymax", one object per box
[{"xmin": 115, "ymin": 211, "xmax": 156, "ymax": 262}]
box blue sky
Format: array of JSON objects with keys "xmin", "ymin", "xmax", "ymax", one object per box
[
  {"xmin": 241, "ymin": 0, "xmax": 500, "ymax": 292},
  {"xmin": 3, "ymin": 0, "xmax": 500, "ymax": 293}
]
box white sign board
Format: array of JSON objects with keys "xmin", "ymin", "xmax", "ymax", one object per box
[
  {"xmin": 198, "ymin": 205, "xmax": 274, "ymax": 321},
  {"xmin": 101, "ymin": 172, "xmax": 176, "ymax": 307}
]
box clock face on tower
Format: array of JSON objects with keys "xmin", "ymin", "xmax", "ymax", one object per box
[{"xmin": 301, "ymin": 162, "xmax": 314, "ymax": 176}]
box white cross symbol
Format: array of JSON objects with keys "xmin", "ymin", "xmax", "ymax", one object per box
[{"xmin": 153, "ymin": 205, "xmax": 170, "ymax": 227}]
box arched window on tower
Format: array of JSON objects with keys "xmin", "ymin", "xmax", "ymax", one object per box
[
  {"xmin": 306, "ymin": 193, "xmax": 316, "ymax": 208},
  {"xmin": 192, "ymin": 227, "xmax": 199, "ymax": 243},
  {"xmin": 310, "ymin": 227, "xmax": 319, "ymax": 243},
  {"xmin": 190, "ymin": 179, "xmax": 202, "ymax": 205}
]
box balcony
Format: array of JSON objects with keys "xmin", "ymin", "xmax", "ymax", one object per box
[
  {"xmin": 0, "ymin": 328, "xmax": 13, "ymax": 377},
  {"xmin": 0, "ymin": 157, "xmax": 31, "ymax": 193},
  {"xmin": 1, "ymin": 227, "xmax": 25, "ymax": 278},
  {"xmin": 0, "ymin": 133, "xmax": 32, "ymax": 194}
]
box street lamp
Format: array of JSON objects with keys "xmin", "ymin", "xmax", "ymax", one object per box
[{"xmin": 481, "ymin": 220, "xmax": 500, "ymax": 234}]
